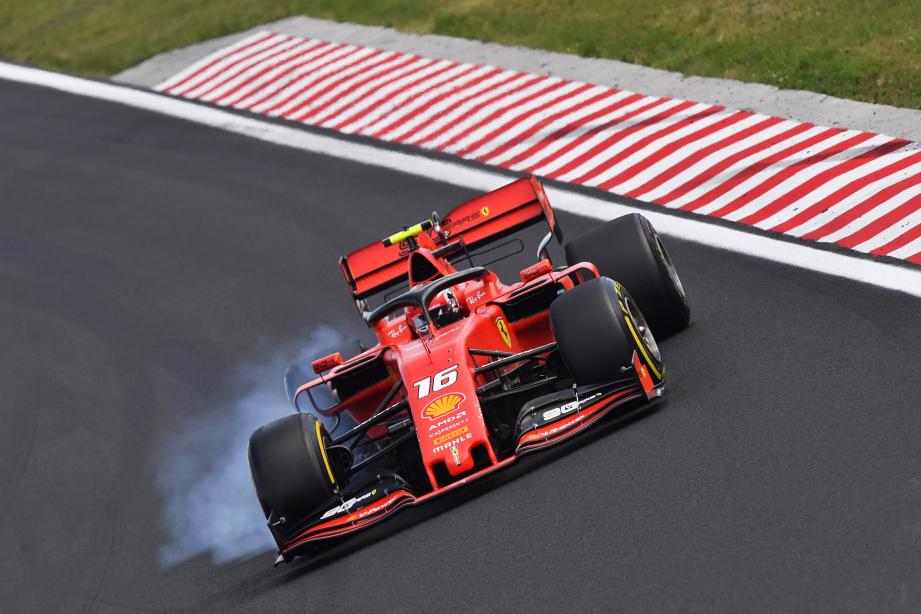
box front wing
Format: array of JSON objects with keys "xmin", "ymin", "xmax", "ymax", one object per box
[{"xmin": 276, "ymin": 353, "xmax": 661, "ymax": 560}]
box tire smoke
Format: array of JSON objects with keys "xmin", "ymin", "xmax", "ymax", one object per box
[{"xmin": 156, "ymin": 325, "xmax": 346, "ymax": 567}]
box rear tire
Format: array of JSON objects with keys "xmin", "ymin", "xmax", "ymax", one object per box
[
  {"xmin": 565, "ymin": 213, "xmax": 689, "ymax": 338},
  {"xmin": 248, "ymin": 413, "xmax": 338, "ymax": 524},
  {"xmin": 550, "ymin": 277, "xmax": 664, "ymax": 385}
]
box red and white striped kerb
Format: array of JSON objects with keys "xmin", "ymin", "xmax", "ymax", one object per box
[{"xmin": 157, "ymin": 31, "xmax": 921, "ymax": 265}]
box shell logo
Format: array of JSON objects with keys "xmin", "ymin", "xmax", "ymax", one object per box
[{"xmin": 423, "ymin": 393, "xmax": 466, "ymax": 420}]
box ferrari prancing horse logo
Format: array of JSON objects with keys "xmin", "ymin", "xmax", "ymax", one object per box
[{"xmin": 495, "ymin": 317, "xmax": 511, "ymax": 348}]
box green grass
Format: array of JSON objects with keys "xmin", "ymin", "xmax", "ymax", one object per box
[{"xmin": 1, "ymin": 0, "xmax": 920, "ymax": 108}]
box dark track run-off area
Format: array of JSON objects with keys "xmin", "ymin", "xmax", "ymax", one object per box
[{"xmin": 2, "ymin": 78, "xmax": 921, "ymax": 613}]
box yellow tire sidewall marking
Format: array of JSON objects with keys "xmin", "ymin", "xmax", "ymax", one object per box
[
  {"xmin": 620, "ymin": 300, "xmax": 663, "ymax": 381},
  {"xmin": 315, "ymin": 418, "xmax": 336, "ymax": 486}
]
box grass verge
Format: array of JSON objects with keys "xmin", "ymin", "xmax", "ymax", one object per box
[{"xmin": 1, "ymin": 0, "xmax": 919, "ymax": 108}]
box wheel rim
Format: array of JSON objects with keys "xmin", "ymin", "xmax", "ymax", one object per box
[
  {"xmin": 624, "ymin": 296, "xmax": 661, "ymax": 363},
  {"xmin": 655, "ymin": 234, "xmax": 686, "ymax": 301}
]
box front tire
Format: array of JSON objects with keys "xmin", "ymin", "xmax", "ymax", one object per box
[
  {"xmin": 565, "ymin": 213, "xmax": 689, "ymax": 338},
  {"xmin": 550, "ymin": 277, "xmax": 664, "ymax": 386},
  {"xmin": 248, "ymin": 413, "xmax": 339, "ymax": 526}
]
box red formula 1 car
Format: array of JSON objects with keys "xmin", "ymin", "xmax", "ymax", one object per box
[{"xmin": 248, "ymin": 176, "xmax": 690, "ymax": 564}]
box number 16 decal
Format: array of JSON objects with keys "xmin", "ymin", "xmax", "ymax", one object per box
[{"xmin": 412, "ymin": 365, "xmax": 458, "ymax": 399}]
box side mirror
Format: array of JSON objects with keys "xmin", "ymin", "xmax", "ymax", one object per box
[{"xmin": 312, "ymin": 352, "xmax": 343, "ymax": 374}]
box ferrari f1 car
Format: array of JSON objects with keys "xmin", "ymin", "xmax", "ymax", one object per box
[{"xmin": 248, "ymin": 176, "xmax": 690, "ymax": 564}]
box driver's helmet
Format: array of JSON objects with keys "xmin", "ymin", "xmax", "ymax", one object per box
[{"xmin": 429, "ymin": 288, "xmax": 466, "ymax": 328}]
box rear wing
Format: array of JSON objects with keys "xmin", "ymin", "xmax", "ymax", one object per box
[{"xmin": 340, "ymin": 175, "xmax": 562, "ymax": 300}]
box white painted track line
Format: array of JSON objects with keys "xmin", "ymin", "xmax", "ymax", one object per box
[{"xmin": 2, "ymin": 60, "xmax": 919, "ymax": 298}]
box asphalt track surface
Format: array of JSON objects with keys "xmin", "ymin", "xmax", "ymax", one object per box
[{"xmin": 2, "ymin": 78, "xmax": 921, "ymax": 614}]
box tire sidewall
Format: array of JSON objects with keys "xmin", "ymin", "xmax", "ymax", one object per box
[
  {"xmin": 639, "ymin": 215, "xmax": 689, "ymax": 327},
  {"xmin": 612, "ymin": 280, "xmax": 665, "ymax": 385},
  {"xmin": 248, "ymin": 413, "xmax": 337, "ymax": 524},
  {"xmin": 550, "ymin": 277, "xmax": 664, "ymax": 386}
]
